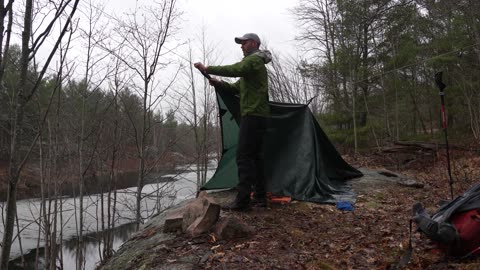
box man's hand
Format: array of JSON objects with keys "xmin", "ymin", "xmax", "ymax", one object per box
[
  {"xmin": 208, "ymin": 77, "xmax": 223, "ymax": 87},
  {"xmin": 194, "ymin": 62, "xmax": 207, "ymax": 73},
  {"xmin": 194, "ymin": 62, "xmax": 221, "ymax": 87}
]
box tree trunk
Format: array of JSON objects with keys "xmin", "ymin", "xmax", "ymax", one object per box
[
  {"xmin": 1, "ymin": 178, "xmax": 18, "ymax": 269},
  {"xmin": 0, "ymin": 0, "xmax": 32, "ymax": 267}
]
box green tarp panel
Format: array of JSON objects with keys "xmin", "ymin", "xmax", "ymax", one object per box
[{"xmin": 202, "ymin": 89, "xmax": 363, "ymax": 203}]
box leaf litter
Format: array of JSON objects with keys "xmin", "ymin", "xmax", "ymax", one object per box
[{"xmin": 153, "ymin": 150, "xmax": 480, "ymax": 269}]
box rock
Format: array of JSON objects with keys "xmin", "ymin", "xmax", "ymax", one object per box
[
  {"xmin": 376, "ymin": 169, "xmax": 424, "ymax": 188},
  {"xmin": 214, "ymin": 216, "xmax": 254, "ymax": 240},
  {"xmin": 182, "ymin": 191, "xmax": 208, "ymax": 231},
  {"xmin": 398, "ymin": 178, "xmax": 424, "ymax": 188},
  {"xmin": 185, "ymin": 201, "xmax": 220, "ymax": 238},
  {"xmin": 164, "ymin": 207, "xmax": 185, "ymax": 233},
  {"xmin": 378, "ymin": 170, "xmax": 399, "ymax": 177},
  {"xmin": 200, "ymin": 251, "xmax": 213, "ymax": 264},
  {"xmin": 182, "ymin": 191, "xmax": 220, "ymax": 237}
]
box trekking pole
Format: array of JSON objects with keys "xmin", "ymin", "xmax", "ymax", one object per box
[
  {"xmin": 193, "ymin": 66, "xmax": 211, "ymax": 80},
  {"xmin": 434, "ymin": 72, "xmax": 454, "ymax": 200},
  {"xmin": 200, "ymin": 70, "xmax": 211, "ymax": 80}
]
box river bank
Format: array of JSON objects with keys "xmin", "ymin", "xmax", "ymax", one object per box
[
  {"xmin": 9, "ymin": 223, "xmax": 138, "ymax": 270},
  {"xmin": 0, "ymin": 164, "xmax": 181, "ymax": 202},
  {"xmin": 2, "ymin": 163, "xmax": 214, "ymax": 269}
]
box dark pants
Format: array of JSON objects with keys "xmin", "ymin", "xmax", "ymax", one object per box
[{"xmin": 236, "ymin": 115, "xmax": 267, "ymax": 202}]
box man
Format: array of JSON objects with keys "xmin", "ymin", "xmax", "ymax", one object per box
[{"xmin": 194, "ymin": 33, "xmax": 272, "ymax": 210}]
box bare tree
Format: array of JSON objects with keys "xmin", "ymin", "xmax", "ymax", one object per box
[
  {"xmin": 267, "ymin": 52, "xmax": 319, "ymax": 105},
  {"xmin": 0, "ymin": 0, "xmax": 14, "ymax": 90},
  {"xmin": 106, "ymin": 0, "xmax": 181, "ymax": 228},
  {"xmin": 0, "ymin": 1, "xmax": 80, "ymax": 268},
  {"xmin": 36, "ymin": 19, "xmax": 76, "ymax": 269},
  {"xmin": 177, "ymin": 30, "xmax": 220, "ymax": 191},
  {"xmin": 72, "ymin": 1, "xmax": 112, "ymax": 268},
  {"xmin": 100, "ymin": 55, "xmax": 127, "ymax": 261}
]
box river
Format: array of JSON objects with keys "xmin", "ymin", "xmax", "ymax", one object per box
[{"xmin": 2, "ymin": 164, "xmax": 215, "ymax": 269}]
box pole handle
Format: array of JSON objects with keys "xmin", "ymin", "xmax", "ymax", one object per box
[
  {"xmin": 435, "ymin": 72, "xmax": 446, "ymax": 92},
  {"xmin": 200, "ymin": 70, "xmax": 211, "ymax": 80}
]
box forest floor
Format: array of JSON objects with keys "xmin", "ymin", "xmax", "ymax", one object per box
[
  {"xmin": 101, "ymin": 147, "xmax": 480, "ymax": 270},
  {"xmin": 199, "ymin": 149, "xmax": 480, "ymax": 269}
]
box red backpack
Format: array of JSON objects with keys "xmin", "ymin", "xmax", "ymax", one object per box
[
  {"xmin": 413, "ymin": 184, "xmax": 480, "ymax": 257},
  {"xmin": 450, "ymin": 208, "xmax": 480, "ymax": 256}
]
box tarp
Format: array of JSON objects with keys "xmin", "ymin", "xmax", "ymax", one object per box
[{"xmin": 202, "ymin": 89, "xmax": 363, "ymax": 203}]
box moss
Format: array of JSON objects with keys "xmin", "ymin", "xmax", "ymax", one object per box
[
  {"xmin": 374, "ymin": 192, "xmax": 386, "ymax": 200},
  {"xmin": 366, "ymin": 201, "xmax": 380, "ymax": 209},
  {"xmin": 289, "ymin": 228, "xmax": 305, "ymax": 238},
  {"xmin": 305, "ymin": 259, "xmax": 337, "ymax": 270},
  {"xmin": 292, "ymin": 202, "xmax": 314, "ymax": 212}
]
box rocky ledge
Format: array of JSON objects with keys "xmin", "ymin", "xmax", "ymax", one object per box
[{"xmin": 98, "ymin": 168, "xmax": 423, "ymax": 270}]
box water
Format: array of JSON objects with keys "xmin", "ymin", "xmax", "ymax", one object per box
[
  {"xmin": 9, "ymin": 223, "xmax": 137, "ymax": 270},
  {"xmin": 1, "ymin": 164, "xmax": 215, "ymax": 269}
]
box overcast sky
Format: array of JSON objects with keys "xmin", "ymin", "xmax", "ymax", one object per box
[
  {"xmin": 182, "ymin": 0, "xmax": 299, "ymax": 60},
  {"xmin": 104, "ymin": 0, "xmax": 300, "ymax": 63}
]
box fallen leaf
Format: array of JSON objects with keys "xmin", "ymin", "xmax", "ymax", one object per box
[
  {"xmin": 211, "ymin": 245, "xmax": 221, "ymax": 250},
  {"xmin": 208, "ymin": 233, "xmax": 217, "ymax": 243},
  {"xmin": 234, "ymin": 243, "xmax": 246, "ymax": 249}
]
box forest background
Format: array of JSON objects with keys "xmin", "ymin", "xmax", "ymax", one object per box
[{"xmin": 0, "ymin": 0, "xmax": 479, "ymax": 269}]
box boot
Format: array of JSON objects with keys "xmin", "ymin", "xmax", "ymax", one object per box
[
  {"xmin": 251, "ymin": 195, "xmax": 267, "ymax": 207},
  {"xmin": 222, "ymin": 192, "xmax": 251, "ymax": 211},
  {"xmin": 222, "ymin": 198, "xmax": 251, "ymax": 211}
]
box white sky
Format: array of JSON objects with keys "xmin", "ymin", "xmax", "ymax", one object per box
[
  {"xmin": 180, "ymin": 0, "xmax": 300, "ymax": 61},
  {"xmin": 27, "ymin": 0, "xmax": 301, "ymax": 79},
  {"xmin": 106, "ymin": 0, "xmax": 300, "ymax": 63}
]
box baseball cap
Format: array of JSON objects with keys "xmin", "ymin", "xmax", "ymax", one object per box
[{"xmin": 234, "ymin": 33, "xmax": 261, "ymax": 45}]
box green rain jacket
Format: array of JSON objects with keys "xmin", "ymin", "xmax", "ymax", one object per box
[{"xmin": 206, "ymin": 50, "xmax": 272, "ymax": 117}]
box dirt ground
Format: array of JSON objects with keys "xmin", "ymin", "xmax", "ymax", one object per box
[{"xmin": 143, "ymin": 149, "xmax": 480, "ymax": 270}]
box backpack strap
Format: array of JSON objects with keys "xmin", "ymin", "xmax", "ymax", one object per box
[
  {"xmin": 461, "ymin": 246, "xmax": 480, "ymax": 259},
  {"xmin": 433, "ymin": 183, "xmax": 480, "ymax": 223},
  {"xmin": 412, "ymin": 202, "xmax": 459, "ymax": 244}
]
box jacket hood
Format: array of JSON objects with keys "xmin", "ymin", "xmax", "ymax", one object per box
[{"xmin": 251, "ymin": 50, "xmax": 272, "ymax": 64}]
